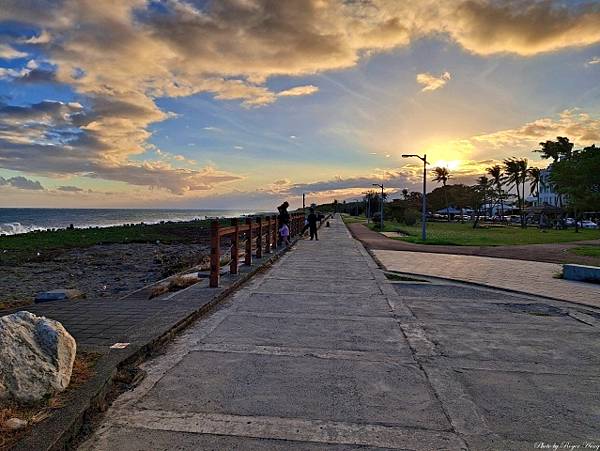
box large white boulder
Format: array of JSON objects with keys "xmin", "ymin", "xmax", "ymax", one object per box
[{"xmin": 0, "ymin": 311, "xmax": 76, "ymax": 403}]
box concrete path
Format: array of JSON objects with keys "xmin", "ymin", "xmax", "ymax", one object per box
[
  {"xmin": 373, "ymin": 250, "xmax": 600, "ymax": 308},
  {"xmin": 79, "ymin": 216, "xmax": 600, "ymax": 450}
]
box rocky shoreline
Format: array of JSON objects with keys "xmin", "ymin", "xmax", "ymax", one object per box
[{"xmin": 0, "ymin": 242, "xmax": 211, "ymax": 309}]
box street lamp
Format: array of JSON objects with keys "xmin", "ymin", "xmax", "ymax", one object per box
[
  {"xmin": 372, "ymin": 183, "xmax": 384, "ymax": 231},
  {"xmin": 402, "ymin": 154, "xmax": 429, "ymax": 241}
]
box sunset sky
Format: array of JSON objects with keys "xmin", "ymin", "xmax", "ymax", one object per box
[{"xmin": 1, "ymin": 0, "xmax": 600, "ymax": 209}]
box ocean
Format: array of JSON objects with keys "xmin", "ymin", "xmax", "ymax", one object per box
[{"xmin": 0, "ymin": 208, "xmax": 257, "ymax": 236}]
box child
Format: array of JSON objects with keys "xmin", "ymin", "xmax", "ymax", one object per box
[{"xmin": 279, "ymin": 222, "xmax": 291, "ymax": 246}]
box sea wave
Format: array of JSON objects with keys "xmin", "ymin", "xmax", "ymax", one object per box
[
  {"xmin": 0, "ymin": 214, "xmax": 241, "ymax": 236},
  {"xmin": 0, "ymin": 222, "xmax": 47, "ymax": 236}
]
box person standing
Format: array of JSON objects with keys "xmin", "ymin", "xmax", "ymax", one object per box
[
  {"xmin": 277, "ymin": 201, "xmax": 290, "ymax": 245},
  {"xmin": 307, "ymin": 207, "xmax": 318, "ymax": 241}
]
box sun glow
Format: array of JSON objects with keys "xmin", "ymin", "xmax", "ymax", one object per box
[{"xmin": 431, "ymin": 160, "xmax": 462, "ymax": 170}]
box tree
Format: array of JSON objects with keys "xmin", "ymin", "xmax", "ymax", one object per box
[
  {"xmin": 486, "ymin": 164, "xmax": 505, "ymax": 217},
  {"xmin": 477, "ymin": 176, "xmax": 491, "ymax": 217},
  {"xmin": 431, "ymin": 166, "xmax": 451, "ymax": 220},
  {"xmin": 550, "ymin": 145, "xmax": 600, "ymax": 230},
  {"xmin": 535, "ymin": 136, "xmax": 574, "ymax": 162},
  {"xmin": 503, "ymin": 157, "xmax": 528, "ymax": 228},
  {"xmin": 527, "ymin": 167, "xmax": 541, "ymax": 206},
  {"xmin": 401, "ymin": 188, "xmax": 409, "ymax": 200}
]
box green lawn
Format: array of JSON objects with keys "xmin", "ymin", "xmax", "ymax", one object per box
[
  {"xmin": 340, "ymin": 214, "xmax": 368, "ymax": 224},
  {"xmin": 367, "ymin": 221, "xmax": 600, "ymax": 246},
  {"xmin": 570, "ymin": 246, "xmax": 600, "ymax": 257}
]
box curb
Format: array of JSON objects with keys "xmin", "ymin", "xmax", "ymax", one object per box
[{"xmin": 10, "ymin": 239, "xmax": 298, "ymax": 451}]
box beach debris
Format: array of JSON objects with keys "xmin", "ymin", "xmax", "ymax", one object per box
[
  {"xmin": 35, "ymin": 289, "xmax": 83, "ymax": 303},
  {"xmin": 4, "ymin": 418, "xmax": 28, "ymax": 431},
  {"xmin": 0, "ymin": 311, "xmax": 76, "ymax": 403},
  {"xmin": 110, "ymin": 342, "xmax": 130, "ymax": 349}
]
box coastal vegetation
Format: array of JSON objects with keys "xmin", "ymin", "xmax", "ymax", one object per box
[{"xmin": 0, "ymin": 220, "xmax": 218, "ymax": 265}]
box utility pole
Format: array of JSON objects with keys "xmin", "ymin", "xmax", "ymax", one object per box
[
  {"xmin": 402, "ymin": 154, "xmax": 429, "ymax": 241},
  {"xmin": 302, "ymin": 193, "xmax": 305, "ymax": 211}
]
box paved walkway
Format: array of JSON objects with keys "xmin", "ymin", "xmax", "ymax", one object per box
[
  {"xmin": 348, "ymin": 222, "xmax": 600, "ymax": 266},
  {"xmin": 79, "ymin": 216, "xmax": 600, "ymax": 450},
  {"xmin": 373, "ymin": 250, "xmax": 600, "ymax": 308}
]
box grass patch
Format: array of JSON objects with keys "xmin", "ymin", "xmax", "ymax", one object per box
[
  {"xmin": 0, "ymin": 299, "xmax": 32, "ymax": 312},
  {"xmin": 369, "ymin": 221, "xmax": 600, "ymax": 246},
  {"xmin": 0, "ymin": 351, "xmax": 99, "ymax": 450},
  {"xmin": 340, "ymin": 214, "xmax": 367, "ymax": 225},
  {"xmin": 384, "ymin": 273, "xmax": 430, "ymax": 282},
  {"xmin": 570, "ymin": 246, "xmax": 600, "ymax": 258}
]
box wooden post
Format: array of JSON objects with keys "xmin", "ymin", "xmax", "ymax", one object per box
[
  {"xmin": 265, "ymin": 216, "xmax": 271, "ymax": 254},
  {"xmin": 291, "ymin": 213, "xmax": 296, "ymax": 236},
  {"xmin": 256, "ymin": 217, "xmax": 263, "ymax": 258},
  {"xmin": 272, "ymin": 214, "xmax": 278, "ymax": 249},
  {"xmin": 244, "ymin": 217, "xmax": 252, "ymax": 265},
  {"xmin": 230, "ymin": 218, "xmax": 239, "ymax": 275},
  {"xmin": 209, "ymin": 220, "xmax": 220, "ymax": 288}
]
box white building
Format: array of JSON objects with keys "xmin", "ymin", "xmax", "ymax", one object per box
[{"xmin": 538, "ymin": 167, "xmax": 562, "ymax": 207}]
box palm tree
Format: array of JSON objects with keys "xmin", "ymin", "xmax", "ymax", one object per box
[
  {"xmin": 432, "ymin": 167, "xmax": 451, "ymax": 221},
  {"xmin": 527, "ymin": 167, "xmax": 541, "ymax": 206},
  {"xmin": 477, "ymin": 175, "xmax": 491, "ymax": 218},
  {"xmin": 486, "ymin": 165, "xmax": 504, "ymax": 218},
  {"xmin": 504, "ymin": 158, "xmax": 528, "ymax": 227},
  {"xmin": 535, "ymin": 136, "xmax": 574, "ymax": 162}
]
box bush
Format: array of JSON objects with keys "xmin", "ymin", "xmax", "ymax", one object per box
[
  {"xmin": 403, "ymin": 209, "xmax": 419, "ymax": 226},
  {"xmin": 371, "ymin": 212, "xmax": 383, "ymax": 229}
]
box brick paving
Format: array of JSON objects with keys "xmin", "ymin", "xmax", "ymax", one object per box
[
  {"xmin": 373, "ymin": 249, "xmax": 600, "ymax": 308},
  {"xmin": 348, "ymin": 222, "xmax": 600, "ymax": 265},
  {"xmin": 0, "ymin": 252, "xmax": 288, "ymax": 351}
]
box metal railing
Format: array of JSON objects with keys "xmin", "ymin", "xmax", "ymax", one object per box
[{"xmin": 209, "ymin": 213, "xmax": 305, "ymax": 287}]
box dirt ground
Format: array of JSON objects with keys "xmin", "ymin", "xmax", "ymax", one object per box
[{"xmin": 0, "ymin": 243, "xmax": 211, "ymax": 309}]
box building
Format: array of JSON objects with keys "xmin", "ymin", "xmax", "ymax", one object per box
[{"xmin": 538, "ymin": 166, "xmax": 562, "ymax": 207}]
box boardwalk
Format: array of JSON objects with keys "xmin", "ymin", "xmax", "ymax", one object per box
[{"xmin": 80, "ymin": 216, "xmax": 600, "ymax": 451}]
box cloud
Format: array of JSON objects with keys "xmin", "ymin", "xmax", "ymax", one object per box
[
  {"xmin": 416, "ymin": 71, "xmax": 451, "ymax": 92},
  {"xmin": 0, "ymin": 175, "xmax": 44, "ymax": 190},
  {"xmin": 277, "ymin": 85, "xmax": 319, "ymax": 97},
  {"xmin": 0, "ymin": 44, "xmax": 27, "ymax": 59},
  {"xmin": 472, "ymin": 109, "xmax": 600, "ymax": 149},
  {"xmin": 1, "ymin": 0, "xmax": 600, "ymax": 194},
  {"xmin": 587, "ymin": 56, "xmax": 600, "ymax": 65}
]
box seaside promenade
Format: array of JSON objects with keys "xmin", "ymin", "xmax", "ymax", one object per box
[{"xmin": 78, "ymin": 216, "xmax": 600, "ymax": 450}]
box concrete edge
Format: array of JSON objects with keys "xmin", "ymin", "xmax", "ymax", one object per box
[
  {"xmin": 345, "ymin": 221, "xmax": 600, "ymax": 311},
  {"xmin": 10, "ymin": 239, "xmax": 300, "ymax": 451}
]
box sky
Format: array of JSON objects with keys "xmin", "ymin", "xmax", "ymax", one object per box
[{"xmin": 0, "ymin": 0, "xmax": 600, "ymax": 210}]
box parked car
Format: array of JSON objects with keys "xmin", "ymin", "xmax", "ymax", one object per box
[
  {"xmin": 565, "ymin": 217, "xmax": 576, "ymax": 227},
  {"xmin": 578, "ymin": 220, "xmax": 598, "ymax": 229}
]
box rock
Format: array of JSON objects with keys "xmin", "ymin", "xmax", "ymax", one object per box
[
  {"xmin": 0, "ymin": 311, "xmax": 76, "ymax": 403},
  {"xmin": 4, "ymin": 418, "xmax": 28, "ymax": 430}
]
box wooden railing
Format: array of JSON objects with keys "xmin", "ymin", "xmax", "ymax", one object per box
[{"xmin": 209, "ymin": 213, "xmax": 305, "ymax": 288}]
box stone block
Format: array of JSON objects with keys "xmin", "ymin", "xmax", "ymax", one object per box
[
  {"xmin": 35, "ymin": 289, "xmax": 83, "ymax": 303},
  {"xmin": 0, "ymin": 311, "xmax": 76, "ymax": 403},
  {"xmin": 563, "ymin": 263, "xmax": 600, "ymax": 282}
]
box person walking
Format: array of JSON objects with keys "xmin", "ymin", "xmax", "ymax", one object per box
[
  {"xmin": 307, "ymin": 207, "xmax": 318, "ymax": 240},
  {"xmin": 279, "ymin": 222, "xmax": 291, "ymax": 247}
]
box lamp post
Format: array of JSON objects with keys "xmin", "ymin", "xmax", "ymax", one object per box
[
  {"xmin": 401, "ymin": 154, "xmax": 429, "ymax": 241},
  {"xmin": 372, "ymin": 183, "xmax": 384, "ymax": 230}
]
